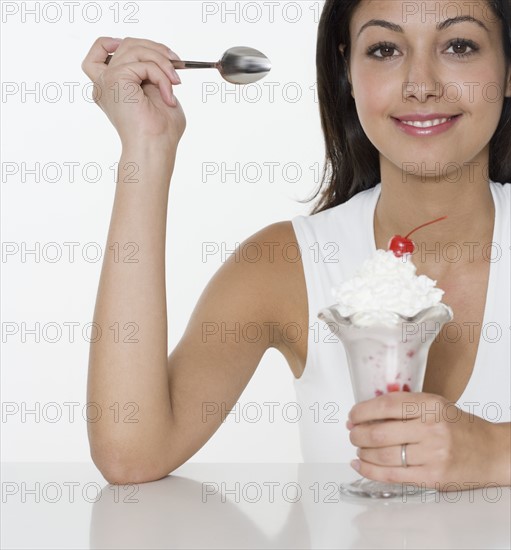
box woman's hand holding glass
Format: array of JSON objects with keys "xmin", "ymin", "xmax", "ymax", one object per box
[{"xmin": 347, "ymin": 391, "xmax": 504, "ymax": 490}]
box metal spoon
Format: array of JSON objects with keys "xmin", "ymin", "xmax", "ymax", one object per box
[
  {"xmin": 106, "ymin": 46, "xmax": 271, "ymax": 85},
  {"xmin": 172, "ymin": 46, "xmax": 271, "ymax": 84}
]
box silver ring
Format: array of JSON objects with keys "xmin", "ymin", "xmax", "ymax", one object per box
[{"xmin": 401, "ymin": 444, "xmax": 408, "ymax": 468}]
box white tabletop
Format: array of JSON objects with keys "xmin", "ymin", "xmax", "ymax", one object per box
[{"xmin": 1, "ymin": 462, "xmax": 510, "ymax": 549}]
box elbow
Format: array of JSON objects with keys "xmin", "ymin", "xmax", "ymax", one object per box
[
  {"xmin": 99, "ymin": 463, "xmax": 168, "ymax": 485},
  {"xmin": 91, "ymin": 445, "xmax": 178, "ymax": 485}
]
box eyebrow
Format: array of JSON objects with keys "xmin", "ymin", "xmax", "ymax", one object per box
[{"xmin": 356, "ymin": 15, "xmax": 490, "ymax": 38}]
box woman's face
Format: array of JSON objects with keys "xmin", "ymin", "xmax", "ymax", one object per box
[{"xmin": 345, "ymin": 0, "xmax": 511, "ymax": 178}]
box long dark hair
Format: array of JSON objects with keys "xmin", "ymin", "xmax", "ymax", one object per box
[{"xmin": 303, "ymin": 0, "xmax": 511, "ymax": 215}]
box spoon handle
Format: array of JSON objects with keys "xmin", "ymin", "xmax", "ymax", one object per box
[
  {"xmin": 104, "ymin": 54, "xmax": 218, "ymax": 70},
  {"xmin": 170, "ymin": 60, "xmax": 219, "ymax": 70}
]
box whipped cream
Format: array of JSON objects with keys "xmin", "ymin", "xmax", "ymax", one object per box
[{"xmin": 332, "ymin": 249, "xmax": 444, "ymax": 323}]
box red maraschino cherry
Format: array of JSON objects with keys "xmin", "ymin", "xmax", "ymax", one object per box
[{"xmin": 388, "ymin": 216, "xmax": 448, "ymax": 257}]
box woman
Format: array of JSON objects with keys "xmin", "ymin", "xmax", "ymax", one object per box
[{"xmin": 81, "ymin": 0, "xmax": 511, "ymax": 488}]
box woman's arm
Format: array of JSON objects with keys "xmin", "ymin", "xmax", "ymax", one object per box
[{"xmin": 87, "ymin": 141, "xmax": 295, "ymax": 483}]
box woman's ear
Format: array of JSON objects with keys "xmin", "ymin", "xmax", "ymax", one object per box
[{"xmin": 339, "ymin": 43, "xmax": 354, "ymax": 98}]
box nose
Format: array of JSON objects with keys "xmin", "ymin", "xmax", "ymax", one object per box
[{"xmin": 402, "ymin": 54, "xmax": 443, "ymax": 102}]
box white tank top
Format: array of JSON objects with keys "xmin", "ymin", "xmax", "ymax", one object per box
[{"xmin": 290, "ymin": 181, "xmax": 510, "ymax": 462}]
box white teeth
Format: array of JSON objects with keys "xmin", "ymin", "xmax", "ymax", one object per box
[{"xmin": 401, "ymin": 117, "xmax": 453, "ymax": 128}]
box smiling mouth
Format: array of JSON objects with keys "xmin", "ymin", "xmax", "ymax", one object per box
[{"xmin": 392, "ymin": 115, "xmax": 461, "ymax": 128}]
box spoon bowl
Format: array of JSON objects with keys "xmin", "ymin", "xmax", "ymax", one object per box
[
  {"xmin": 216, "ymin": 46, "xmax": 272, "ymax": 84},
  {"xmin": 171, "ymin": 46, "xmax": 271, "ymax": 84}
]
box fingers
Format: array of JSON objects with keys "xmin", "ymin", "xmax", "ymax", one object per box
[
  {"xmin": 349, "ymin": 394, "xmax": 403, "ymax": 425},
  {"xmin": 352, "ymin": 459, "xmax": 424, "ymax": 485},
  {"xmin": 107, "ymin": 45, "xmax": 181, "ymax": 85},
  {"xmin": 118, "ymin": 37, "xmax": 180, "ymax": 60},
  {"xmin": 81, "ymin": 36, "xmax": 182, "ymax": 85},
  {"xmin": 349, "ymin": 419, "xmax": 423, "ymax": 448},
  {"xmin": 166, "ymin": 47, "xmax": 182, "ymax": 62},
  {"xmin": 81, "ymin": 37, "xmax": 123, "ymax": 81},
  {"xmin": 357, "ymin": 442, "xmax": 423, "ymax": 467},
  {"xmin": 348, "ymin": 392, "xmax": 446, "ymax": 425},
  {"xmin": 120, "ymin": 61, "xmax": 176, "ymax": 106}
]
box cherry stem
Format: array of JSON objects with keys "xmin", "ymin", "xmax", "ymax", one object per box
[{"xmin": 404, "ymin": 216, "xmax": 448, "ymax": 239}]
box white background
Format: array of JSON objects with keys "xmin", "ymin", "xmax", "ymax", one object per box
[{"xmin": 1, "ymin": 0, "xmax": 327, "ymax": 462}]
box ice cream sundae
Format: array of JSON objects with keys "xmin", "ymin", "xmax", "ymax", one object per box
[{"xmin": 318, "ymin": 216, "xmax": 453, "ymax": 402}]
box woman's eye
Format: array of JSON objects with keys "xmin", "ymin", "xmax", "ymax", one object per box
[
  {"xmin": 445, "ymin": 39, "xmax": 479, "ymax": 58},
  {"xmin": 367, "ymin": 43, "xmax": 398, "ymax": 59}
]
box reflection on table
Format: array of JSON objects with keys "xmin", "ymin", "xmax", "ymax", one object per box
[{"xmin": 2, "ymin": 463, "xmax": 510, "ymax": 549}]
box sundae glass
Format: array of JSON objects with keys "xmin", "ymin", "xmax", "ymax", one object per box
[{"xmin": 318, "ymin": 249, "xmax": 453, "ymax": 498}]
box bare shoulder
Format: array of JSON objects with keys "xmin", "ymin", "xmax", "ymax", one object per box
[
  {"xmin": 247, "ymin": 219, "xmax": 306, "ymax": 301},
  {"xmin": 202, "ymin": 219, "xmax": 305, "ymax": 321}
]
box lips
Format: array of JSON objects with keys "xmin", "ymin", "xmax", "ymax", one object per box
[
  {"xmin": 393, "ymin": 113, "xmax": 461, "ymax": 122},
  {"xmin": 392, "ymin": 113, "xmax": 462, "ymax": 136},
  {"xmin": 398, "ymin": 115, "xmax": 460, "ymax": 128}
]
